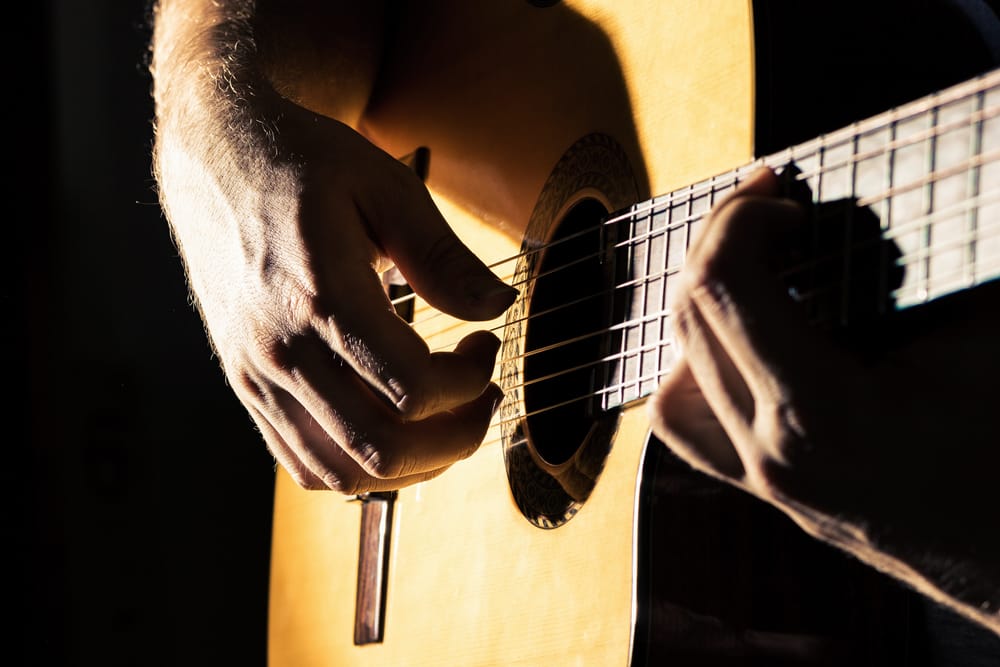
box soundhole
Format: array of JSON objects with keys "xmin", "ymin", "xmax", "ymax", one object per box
[
  {"xmin": 524, "ymin": 198, "xmax": 611, "ymax": 463},
  {"xmin": 503, "ymin": 197, "xmax": 623, "ymax": 529}
]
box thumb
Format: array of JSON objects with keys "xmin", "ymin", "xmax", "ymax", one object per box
[{"xmin": 371, "ymin": 163, "xmax": 518, "ymax": 321}]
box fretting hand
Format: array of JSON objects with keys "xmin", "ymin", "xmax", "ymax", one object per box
[{"xmin": 648, "ymin": 167, "xmax": 1000, "ymax": 633}]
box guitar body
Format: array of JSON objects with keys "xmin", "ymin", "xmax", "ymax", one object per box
[{"xmin": 269, "ymin": 2, "xmax": 997, "ymax": 664}]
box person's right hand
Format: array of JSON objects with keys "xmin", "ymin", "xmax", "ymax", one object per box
[{"xmin": 159, "ymin": 93, "xmax": 517, "ymax": 494}]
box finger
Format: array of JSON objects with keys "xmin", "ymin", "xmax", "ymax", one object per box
[
  {"xmin": 361, "ymin": 159, "xmax": 518, "ymax": 321},
  {"xmin": 683, "ymin": 191, "xmax": 851, "ymax": 408},
  {"xmin": 275, "ymin": 334, "xmax": 503, "ymax": 479},
  {"xmin": 227, "ymin": 369, "xmax": 328, "ymax": 488},
  {"xmin": 259, "ymin": 382, "xmax": 461, "ymax": 494},
  {"xmin": 245, "ymin": 403, "xmax": 327, "ymax": 490},
  {"xmin": 267, "ymin": 386, "xmax": 457, "ymax": 493},
  {"xmin": 648, "ymin": 356, "xmax": 746, "ymax": 483},
  {"xmin": 311, "ymin": 253, "xmax": 502, "ymax": 419},
  {"xmin": 235, "ymin": 366, "xmax": 459, "ymax": 492},
  {"xmin": 686, "ymin": 166, "xmax": 784, "ymax": 260},
  {"xmin": 670, "ymin": 298, "xmax": 762, "ymax": 476}
]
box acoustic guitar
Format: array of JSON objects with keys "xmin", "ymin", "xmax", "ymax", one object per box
[{"xmin": 268, "ymin": 2, "xmax": 1000, "ymax": 664}]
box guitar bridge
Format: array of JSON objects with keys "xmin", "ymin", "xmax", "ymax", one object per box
[{"xmin": 352, "ymin": 491, "xmax": 397, "ymax": 645}]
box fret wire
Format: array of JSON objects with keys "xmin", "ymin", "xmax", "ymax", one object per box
[
  {"xmin": 659, "ymin": 185, "xmax": 679, "ymax": 395},
  {"xmin": 615, "ymin": 216, "xmax": 635, "ymax": 405},
  {"xmin": 624, "ymin": 212, "xmax": 639, "ymax": 402},
  {"xmin": 812, "ymin": 143, "xmax": 826, "ymax": 324},
  {"xmin": 639, "ymin": 200, "xmax": 654, "ymax": 398},
  {"xmin": 920, "ymin": 105, "xmax": 937, "ymax": 302},
  {"xmin": 630, "ymin": 211, "xmax": 643, "ymax": 400},
  {"xmin": 969, "ymin": 89, "xmax": 986, "ymax": 285},
  {"xmin": 880, "ymin": 115, "xmax": 898, "ymax": 315},
  {"xmin": 839, "ymin": 133, "xmax": 860, "ymax": 326}
]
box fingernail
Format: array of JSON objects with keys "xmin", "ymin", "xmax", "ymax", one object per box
[{"xmin": 488, "ymin": 384, "xmax": 505, "ymax": 418}]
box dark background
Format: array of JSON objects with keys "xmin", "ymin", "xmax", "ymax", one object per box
[{"xmin": 21, "ymin": 2, "xmax": 275, "ymax": 664}]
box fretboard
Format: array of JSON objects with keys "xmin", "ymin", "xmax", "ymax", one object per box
[{"xmin": 602, "ymin": 67, "xmax": 1000, "ymax": 410}]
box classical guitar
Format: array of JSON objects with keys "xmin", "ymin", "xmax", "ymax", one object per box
[{"xmin": 268, "ymin": 3, "xmax": 1000, "ymax": 665}]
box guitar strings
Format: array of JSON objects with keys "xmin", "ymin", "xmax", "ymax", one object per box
[
  {"xmin": 466, "ymin": 75, "xmax": 1000, "ymax": 450},
  {"xmin": 418, "ymin": 190, "xmax": 1000, "ymax": 448},
  {"xmin": 393, "ymin": 98, "xmax": 1000, "ymax": 338},
  {"xmin": 410, "ymin": 177, "xmax": 1000, "ymax": 360},
  {"xmin": 439, "ymin": 75, "xmax": 1000, "ymax": 451},
  {"xmin": 396, "ymin": 184, "xmax": 1000, "ymax": 443},
  {"xmin": 475, "ymin": 220, "xmax": 1000, "ymax": 453},
  {"xmin": 386, "ymin": 74, "xmax": 1000, "ymax": 451}
]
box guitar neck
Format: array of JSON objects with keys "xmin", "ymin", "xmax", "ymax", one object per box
[{"xmin": 603, "ymin": 67, "xmax": 1000, "ymax": 409}]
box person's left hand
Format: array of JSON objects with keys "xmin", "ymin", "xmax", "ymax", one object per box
[{"xmin": 647, "ymin": 167, "xmax": 1000, "ymax": 632}]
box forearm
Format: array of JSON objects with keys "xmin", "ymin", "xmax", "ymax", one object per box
[
  {"xmin": 150, "ymin": 0, "xmax": 386, "ymax": 189},
  {"xmin": 808, "ymin": 504, "xmax": 1000, "ymax": 636},
  {"xmin": 148, "ymin": 0, "xmax": 387, "ymax": 327},
  {"xmin": 150, "ymin": 0, "xmax": 385, "ymax": 127},
  {"xmin": 149, "ymin": 0, "xmax": 280, "ymax": 333}
]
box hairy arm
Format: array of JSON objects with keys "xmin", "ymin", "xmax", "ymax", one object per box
[{"xmin": 150, "ymin": 0, "xmax": 515, "ymax": 494}]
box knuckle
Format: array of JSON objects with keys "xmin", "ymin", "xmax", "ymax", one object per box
[
  {"xmin": 339, "ymin": 424, "xmax": 397, "ymax": 481},
  {"xmin": 322, "ymin": 470, "xmax": 368, "ymax": 496},
  {"xmin": 254, "ymin": 331, "xmax": 291, "ymax": 368},
  {"xmin": 360, "ymin": 447, "xmax": 401, "ymax": 480},
  {"xmin": 391, "ymin": 372, "xmax": 440, "ymax": 421},
  {"xmin": 355, "ymin": 435, "xmax": 418, "ymax": 480},
  {"xmin": 394, "ymin": 389, "xmax": 429, "ymax": 421},
  {"xmin": 286, "ymin": 467, "xmax": 326, "ymax": 491},
  {"xmin": 228, "ymin": 365, "xmax": 267, "ymax": 402},
  {"xmin": 758, "ymin": 400, "xmax": 810, "ymax": 465}
]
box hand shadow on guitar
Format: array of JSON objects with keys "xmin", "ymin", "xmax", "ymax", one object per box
[
  {"xmin": 777, "ymin": 165, "xmax": 905, "ymax": 362},
  {"xmin": 362, "ymin": 0, "xmax": 652, "ymax": 239}
]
